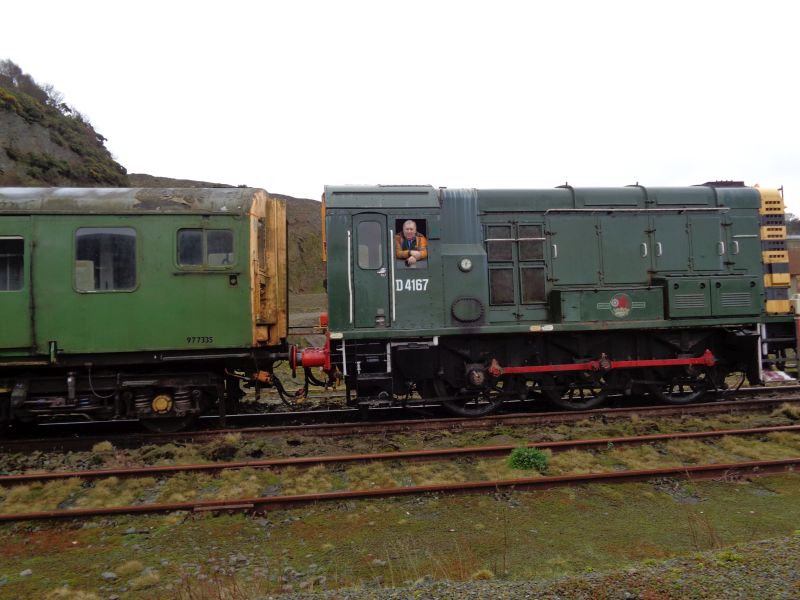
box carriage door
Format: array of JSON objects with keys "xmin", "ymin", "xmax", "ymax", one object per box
[
  {"xmin": 352, "ymin": 214, "xmax": 391, "ymax": 328},
  {"xmin": 0, "ymin": 217, "xmax": 32, "ymax": 351}
]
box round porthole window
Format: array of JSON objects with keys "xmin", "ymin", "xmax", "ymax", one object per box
[{"xmin": 451, "ymin": 297, "xmax": 484, "ymax": 322}]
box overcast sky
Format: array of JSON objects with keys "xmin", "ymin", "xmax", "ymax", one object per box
[{"xmin": 3, "ymin": 1, "xmax": 799, "ymax": 211}]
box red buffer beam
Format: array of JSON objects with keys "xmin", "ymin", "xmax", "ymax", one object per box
[{"xmin": 290, "ymin": 314, "xmax": 332, "ymax": 371}]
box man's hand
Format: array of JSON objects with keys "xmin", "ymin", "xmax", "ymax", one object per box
[
  {"xmin": 406, "ymin": 255, "xmax": 417, "ymax": 265},
  {"xmin": 410, "ymin": 250, "xmax": 422, "ymax": 260}
]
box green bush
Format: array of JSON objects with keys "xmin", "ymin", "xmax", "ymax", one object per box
[
  {"xmin": 2, "ymin": 71, "xmax": 129, "ymax": 187},
  {"xmin": 508, "ymin": 447, "xmax": 549, "ymax": 472}
]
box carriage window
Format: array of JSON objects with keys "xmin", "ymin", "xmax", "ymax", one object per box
[
  {"xmin": 357, "ymin": 221, "xmax": 383, "ymax": 269},
  {"xmin": 0, "ymin": 237, "xmax": 24, "ymax": 291},
  {"xmin": 178, "ymin": 229, "xmax": 234, "ymax": 267},
  {"xmin": 75, "ymin": 228, "xmax": 136, "ymax": 292},
  {"xmin": 178, "ymin": 230, "xmax": 203, "ymax": 265},
  {"xmin": 518, "ymin": 224, "xmax": 545, "ymax": 261},
  {"xmin": 489, "ymin": 268, "xmax": 514, "ymax": 305},
  {"xmin": 207, "ymin": 230, "xmax": 234, "ymax": 266},
  {"xmin": 486, "ymin": 225, "xmax": 513, "ymax": 262},
  {"xmin": 520, "ymin": 266, "xmax": 546, "ymax": 303}
]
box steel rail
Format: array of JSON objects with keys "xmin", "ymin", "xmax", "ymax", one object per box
[
  {"xmin": 2, "ymin": 424, "xmax": 799, "ymax": 486},
  {"xmin": 2, "ymin": 393, "xmax": 800, "ymax": 453},
  {"xmin": 0, "ymin": 457, "xmax": 797, "ymax": 523}
]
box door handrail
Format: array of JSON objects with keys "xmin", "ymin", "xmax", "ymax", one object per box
[{"xmin": 347, "ymin": 229, "xmax": 353, "ymax": 324}]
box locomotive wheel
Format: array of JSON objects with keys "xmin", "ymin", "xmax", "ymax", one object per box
[
  {"xmin": 431, "ymin": 378, "xmax": 511, "ymax": 417},
  {"xmin": 140, "ymin": 414, "xmax": 197, "ymax": 433},
  {"xmin": 647, "ymin": 370, "xmax": 711, "ymax": 405},
  {"xmin": 543, "ymin": 372, "xmax": 610, "ymax": 410}
]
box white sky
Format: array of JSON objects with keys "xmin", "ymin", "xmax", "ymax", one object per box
[{"xmin": 3, "ymin": 1, "xmax": 799, "ymax": 211}]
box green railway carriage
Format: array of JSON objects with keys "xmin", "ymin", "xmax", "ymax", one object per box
[
  {"xmin": 0, "ymin": 187, "xmax": 288, "ymax": 430},
  {"xmin": 322, "ymin": 183, "xmax": 795, "ymax": 416}
]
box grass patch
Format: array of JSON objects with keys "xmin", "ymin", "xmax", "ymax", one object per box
[
  {"xmin": 90, "ymin": 441, "xmax": 114, "ymax": 453},
  {"xmin": 602, "ymin": 444, "xmax": 670, "ymax": 470},
  {"xmin": 548, "ymin": 449, "xmax": 605, "ymax": 475},
  {"xmin": 717, "ymin": 436, "xmax": 799, "ymax": 461},
  {"xmin": 213, "ymin": 469, "xmax": 266, "ymax": 500},
  {"xmin": 470, "ymin": 568, "xmax": 495, "ymax": 580},
  {"xmin": 508, "ymin": 447, "xmax": 549, "ymax": 472},
  {"xmin": 115, "ymin": 560, "xmax": 145, "ymax": 576},
  {"xmin": 280, "ymin": 465, "xmax": 337, "ymax": 495},
  {"xmin": 201, "ymin": 433, "xmax": 243, "ymax": 461},
  {"xmin": 343, "ymin": 462, "xmax": 399, "ymax": 490},
  {"xmin": 0, "ymin": 478, "xmax": 83, "ymax": 513},
  {"xmin": 773, "ymin": 403, "xmax": 800, "ymax": 420},
  {"xmin": 2, "ymin": 476, "xmax": 800, "ymax": 597},
  {"xmin": 45, "ymin": 587, "xmax": 101, "ymax": 599},
  {"xmin": 129, "ymin": 570, "xmax": 160, "ymax": 590},
  {"xmin": 663, "ymin": 439, "xmax": 734, "ymax": 465},
  {"xmin": 406, "ymin": 462, "xmax": 467, "ymax": 486},
  {"xmin": 75, "ymin": 476, "xmax": 156, "ymax": 509}
]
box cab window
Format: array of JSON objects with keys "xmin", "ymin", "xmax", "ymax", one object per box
[
  {"xmin": 75, "ymin": 228, "xmax": 137, "ymax": 292},
  {"xmin": 177, "ymin": 229, "xmax": 234, "ymax": 267},
  {"xmin": 394, "ymin": 218, "xmax": 428, "ymax": 269},
  {"xmin": 0, "ymin": 237, "xmax": 24, "ymax": 291},
  {"xmin": 357, "ymin": 221, "xmax": 383, "ymax": 269}
]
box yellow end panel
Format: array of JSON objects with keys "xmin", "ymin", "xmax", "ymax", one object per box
[
  {"xmin": 763, "ymin": 250, "xmax": 789, "ymax": 264},
  {"xmin": 766, "ymin": 299, "xmax": 791, "ymax": 314},
  {"xmin": 759, "ymin": 188, "xmax": 785, "ymax": 215},
  {"xmin": 259, "ymin": 196, "xmax": 288, "ymax": 345},
  {"xmin": 764, "ymin": 273, "xmax": 792, "ymax": 287},
  {"xmin": 760, "ymin": 225, "xmax": 787, "ymax": 240}
]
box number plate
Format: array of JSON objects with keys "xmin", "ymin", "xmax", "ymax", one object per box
[{"xmin": 395, "ymin": 278, "xmax": 429, "ymax": 292}]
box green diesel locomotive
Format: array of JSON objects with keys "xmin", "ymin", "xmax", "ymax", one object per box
[
  {"xmin": 322, "ymin": 182, "xmax": 795, "ymax": 416},
  {"xmin": 0, "ymin": 187, "xmax": 288, "ymax": 431}
]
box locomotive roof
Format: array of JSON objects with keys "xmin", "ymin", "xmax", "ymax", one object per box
[
  {"xmin": 325, "ymin": 184, "xmax": 762, "ymax": 210},
  {"xmin": 0, "ymin": 187, "xmax": 271, "ymax": 215},
  {"xmin": 325, "ymin": 185, "xmax": 440, "ymax": 208}
]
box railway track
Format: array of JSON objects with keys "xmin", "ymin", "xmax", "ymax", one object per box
[
  {"xmin": 3, "ymin": 423, "xmax": 799, "ymax": 486},
  {"xmin": 0, "ymin": 422, "xmax": 798, "ymax": 522},
  {"xmin": 2, "ymin": 392, "xmax": 800, "ymax": 453}
]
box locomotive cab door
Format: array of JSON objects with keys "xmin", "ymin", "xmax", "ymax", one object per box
[
  {"xmin": 352, "ymin": 213, "xmax": 391, "ymax": 328},
  {"xmin": 0, "ymin": 217, "xmax": 33, "ymax": 352}
]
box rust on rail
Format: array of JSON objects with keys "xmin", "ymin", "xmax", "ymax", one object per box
[
  {"xmin": 2, "ymin": 424, "xmax": 799, "ymax": 486},
  {"xmin": 0, "ymin": 457, "xmax": 797, "ymax": 523}
]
